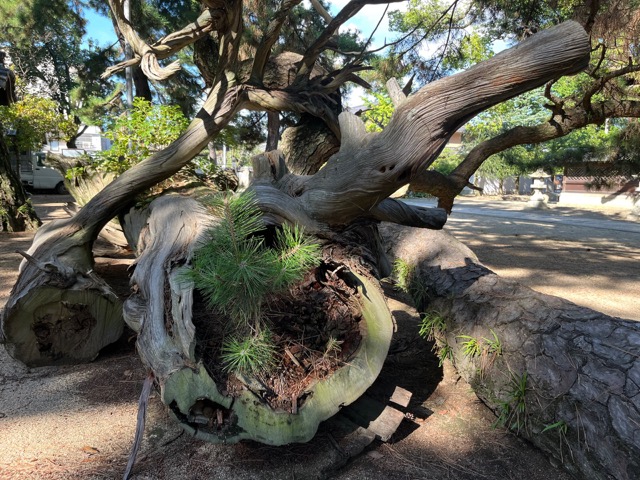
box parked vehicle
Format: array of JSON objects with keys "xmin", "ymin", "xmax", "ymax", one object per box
[{"xmin": 20, "ymin": 152, "xmax": 67, "ymax": 194}]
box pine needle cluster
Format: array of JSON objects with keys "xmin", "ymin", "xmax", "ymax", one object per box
[
  {"xmin": 219, "ymin": 328, "xmax": 278, "ymax": 376},
  {"xmin": 189, "ymin": 192, "xmax": 321, "ymax": 376}
]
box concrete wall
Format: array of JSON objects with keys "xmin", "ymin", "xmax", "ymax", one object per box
[
  {"xmin": 474, "ymin": 176, "xmax": 517, "ymax": 195},
  {"xmin": 559, "ymin": 191, "xmax": 639, "ymax": 208}
]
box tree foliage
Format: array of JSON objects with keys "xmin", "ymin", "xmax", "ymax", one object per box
[
  {"xmin": 0, "ymin": 95, "xmax": 76, "ymax": 152},
  {"xmin": 0, "ymin": 0, "xmax": 87, "ymax": 114},
  {"xmin": 361, "ymin": 91, "xmax": 394, "ymax": 132},
  {"xmin": 90, "ymin": 97, "xmax": 189, "ymax": 175}
]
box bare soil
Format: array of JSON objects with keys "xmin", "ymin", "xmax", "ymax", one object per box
[{"xmin": 3, "ymin": 194, "xmax": 634, "ymax": 479}]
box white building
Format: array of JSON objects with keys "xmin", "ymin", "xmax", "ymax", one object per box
[{"xmin": 44, "ymin": 125, "xmax": 112, "ymax": 154}]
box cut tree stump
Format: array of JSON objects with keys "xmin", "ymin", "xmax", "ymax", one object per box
[
  {"xmin": 1, "ymin": 248, "xmax": 123, "ymax": 366},
  {"xmin": 117, "ymin": 194, "xmax": 396, "ymax": 446},
  {"xmin": 170, "ymin": 268, "xmax": 394, "ymax": 445}
]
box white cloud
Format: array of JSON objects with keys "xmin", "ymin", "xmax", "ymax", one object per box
[{"xmin": 340, "ymin": 22, "xmax": 362, "ymax": 35}]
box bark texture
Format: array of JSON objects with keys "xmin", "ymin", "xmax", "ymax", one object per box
[
  {"xmin": 0, "ymin": 132, "xmax": 40, "ymax": 232},
  {"xmin": 287, "ymin": 22, "xmax": 590, "ymax": 226},
  {"xmin": 381, "ymin": 224, "xmax": 640, "ymax": 480},
  {"xmin": 280, "ymin": 114, "xmax": 340, "ymax": 175}
]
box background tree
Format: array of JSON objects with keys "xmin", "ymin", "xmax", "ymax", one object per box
[
  {"xmin": 0, "ymin": 95, "xmax": 77, "ymax": 156},
  {"xmin": 0, "ymin": 92, "xmax": 76, "ymax": 231},
  {"xmin": 0, "ymin": 51, "xmax": 37, "ymax": 232},
  {"xmin": 0, "ymin": 0, "xmax": 127, "ymax": 148},
  {"xmin": 377, "ymin": 0, "xmax": 640, "ymax": 211},
  {"xmin": 0, "ymin": 0, "xmax": 86, "ymax": 115}
]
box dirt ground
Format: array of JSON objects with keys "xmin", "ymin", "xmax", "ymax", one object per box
[
  {"xmin": 441, "ymin": 196, "xmax": 640, "ymax": 321},
  {"xmin": 0, "ymin": 194, "xmax": 636, "ymax": 479}
]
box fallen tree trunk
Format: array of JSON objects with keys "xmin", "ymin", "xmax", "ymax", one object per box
[
  {"xmin": 46, "ymin": 153, "xmax": 129, "ymax": 249},
  {"xmin": 0, "ymin": 75, "xmax": 245, "ymax": 361},
  {"xmin": 0, "ymin": 218, "xmax": 124, "ymax": 365},
  {"xmin": 381, "ymin": 224, "xmax": 640, "ymax": 480}
]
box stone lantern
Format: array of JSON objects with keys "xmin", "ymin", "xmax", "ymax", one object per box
[{"xmin": 528, "ymin": 169, "xmax": 550, "ymax": 209}]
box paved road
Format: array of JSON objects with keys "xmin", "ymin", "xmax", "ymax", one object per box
[
  {"xmin": 403, "ymin": 198, "xmax": 640, "ymax": 320},
  {"xmin": 404, "ymin": 197, "xmax": 640, "ymax": 234}
]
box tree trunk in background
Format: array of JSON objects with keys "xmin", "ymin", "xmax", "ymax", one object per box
[
  {"xmin": 280, "ymin": 114, "xmax": 339, "ymax": 175},
  {"xmin": 133, "ymin": 66, "xmax": 153, "ymax": 101},
  {"xmin": 381, "ymin": 224, "xmax": 640, "ymax": 480},
  {"xmin": 0, "ymin": 133, "xmax": 40, "ymax": 232},
  {"xmin": 208, "ymin": 141, "xmax": 217, "ymax": 165},
  {"xmin": 266, "ymin": 111, "xmax": 279, "ymax": 151},
  {"xmin": 109, "ymin": 13, "xmax": 152, "ymax": 103}
]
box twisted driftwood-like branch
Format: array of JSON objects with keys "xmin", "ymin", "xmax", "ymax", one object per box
[
  {"xmin": 290, "ymin": 22, "xmax": 589, "ymax": 226},
  {"xmin": 2, "ymin": 22, "xmax": 590, "ymax": 367},
  {"xmin": 103, "ymin": 1, "xmax": 220, "ymax": 80},
  {"xmin": 427, "ymin": 98, "xmax": 640, "ymax": 212}
]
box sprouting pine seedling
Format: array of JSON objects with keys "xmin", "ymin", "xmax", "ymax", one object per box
[{"xmin": 189, "ymin": 191, "xmax": 321, "ymax": 376}]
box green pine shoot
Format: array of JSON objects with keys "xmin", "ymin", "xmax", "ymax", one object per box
[
  {"xmin": 189, "ymin": 191, "xmax": 322, "ymax": 376},
  {"xmin": 220, "ymin": 329, "xmax": 277, "ymax": 376}
]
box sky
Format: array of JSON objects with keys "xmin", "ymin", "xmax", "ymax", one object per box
[
  {"xmin": 325, "ymin": 0, "xmax": 407, "ymax": 50},
  {"xmin": 83, "ymin": 2, "xmax": 409, "ymax": 106},
  {"xmin": 85, "ymin": 2, "xmax": 407, "ymax": 49},
  {"xmin": 324, "ymin": 1, "xmax": 410, "ymax": 106},
  {"xmin": 84, "ymin": 9, "xmax": 117, "ymax": 47}
]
